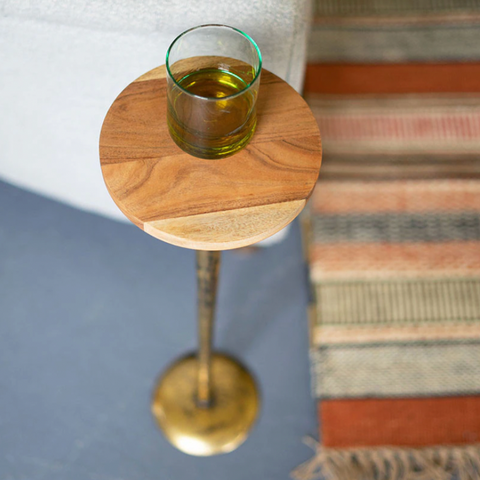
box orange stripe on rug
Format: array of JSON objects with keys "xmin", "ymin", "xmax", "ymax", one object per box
[
  {"xmin": 311, "ymin": 180, "xmax": 480, "ymax": 214},
  {"xmin": 321, "ymin": 396, "xmax": 480, "ymax": 448},
  {"xmin": 304, "ymin": 64, "xmax": 480, "ymax": 95},
  {"xmin": 311, "ymin": 242, "xmax": 480, "ymax": 278}
]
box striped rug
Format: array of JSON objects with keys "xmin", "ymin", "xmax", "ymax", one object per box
[
  {"xmin": 294, "ymin": 178, "xmax": 480, "ymax": 480},
  {"xmin": 294, "ymin": 2, "xmax": 480, "ymax": 479}
]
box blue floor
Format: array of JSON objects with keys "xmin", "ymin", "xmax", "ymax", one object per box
[{"xmin": 0, "ymin": 180, "xmax": 317, "ymax": 480}]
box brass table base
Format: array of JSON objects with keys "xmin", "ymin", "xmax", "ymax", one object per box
[{"xmin": 152, "ymin": 353, "xmax": 259, "ymax": 456}]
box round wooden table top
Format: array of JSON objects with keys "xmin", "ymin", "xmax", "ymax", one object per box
[{"xmin": 99, "ymin": 65, "xmax": 322, "ymax": 251}]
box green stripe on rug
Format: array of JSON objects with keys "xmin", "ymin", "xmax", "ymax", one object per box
[
  {"xmin": 314, "ymin": 0, "xmax": 480, "ymax": 16},
  {"xmin": 312, "ymin": 341, "xmax": 480, "ymax": 398},
  {"xmin": 313, "ymin": 212, "xmax": 480, "ymax": 243},
  {"xmin": 315, "ymin": 278, "xmax": 480, "ymax": 326}
]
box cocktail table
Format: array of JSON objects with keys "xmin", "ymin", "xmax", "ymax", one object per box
[{"xmin": 99, "ymin": 64, "xmax": 321, "ymax": 456}]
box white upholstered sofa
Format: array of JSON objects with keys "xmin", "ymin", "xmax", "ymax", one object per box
[{"xmin": 0, "ymin": 0, "xmax": 311, "ymax": 240}]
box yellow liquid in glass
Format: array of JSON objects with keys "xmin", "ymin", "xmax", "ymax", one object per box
[{"xmin": 167, "ymin": 68, "xmax": 257, "ymax": 159}]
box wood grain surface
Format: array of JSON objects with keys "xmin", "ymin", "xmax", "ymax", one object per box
[{"xmin": 100, "ymin": 65, "xmax": 322, "ymax": 250}]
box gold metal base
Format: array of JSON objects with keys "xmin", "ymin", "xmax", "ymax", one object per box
[{"xmin": 152, "ymin": 353, "xmax": 259, "ymax": 456}]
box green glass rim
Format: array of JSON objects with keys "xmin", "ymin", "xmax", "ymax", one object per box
[{"xmin": 165, "ymin": 24, "xmax": 263, "ymax": 101}]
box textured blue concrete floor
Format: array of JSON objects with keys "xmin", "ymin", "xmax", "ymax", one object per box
[{"xmin": 0, "ymin": 180, "xmax": 318, "ymax": 480}]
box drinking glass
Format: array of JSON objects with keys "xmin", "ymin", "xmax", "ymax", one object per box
[{"xmin": 166, "ymin": 24, "xmax": 262, "ymax": 159}]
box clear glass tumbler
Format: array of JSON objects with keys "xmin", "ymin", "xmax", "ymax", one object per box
[{"xmin": 166, "ymin": 24, "xmax": 262, "ymax": 159}]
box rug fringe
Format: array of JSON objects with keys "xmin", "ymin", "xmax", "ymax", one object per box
[{"xmin": 291, "ymin": 442, "xmax": 480, "ymax": 480}]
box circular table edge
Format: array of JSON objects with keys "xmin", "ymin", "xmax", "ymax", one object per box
[{"xmin": 100, "ymin": 65, "xmax": 322, "ymax": 251}]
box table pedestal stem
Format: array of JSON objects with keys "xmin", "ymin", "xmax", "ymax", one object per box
[
  {"xmin": 196, "ymin": 250, "xmax": 220, "ymax": 407},
  {"xmin": 151, "ymin": 251, "xmax": 259, "ymax": 456}
]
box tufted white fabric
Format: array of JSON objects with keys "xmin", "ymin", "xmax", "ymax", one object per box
[{"xmin": 0, "ymin": 1, "xmax": 312, "ymax": 231}]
